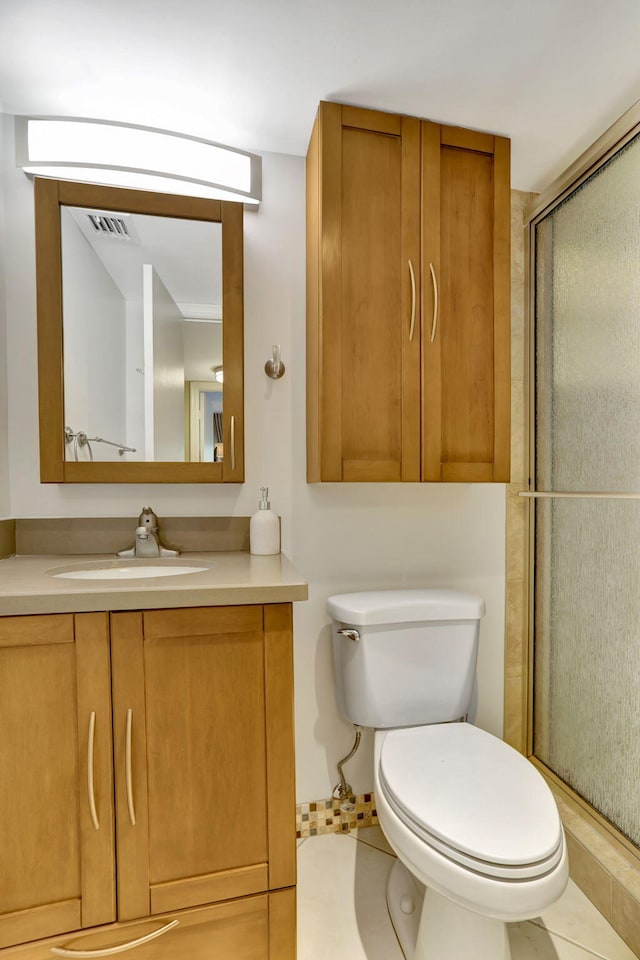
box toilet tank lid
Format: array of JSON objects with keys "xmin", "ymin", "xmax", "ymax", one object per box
[{"xmin": 327, "ymin": 590, "xmax": 485, "ymax": 626}]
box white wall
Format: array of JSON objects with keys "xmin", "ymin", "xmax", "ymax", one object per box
[
  {"xmin": 1, "ymin": 115, "xmax": 507, "ymax": 800},
  {"xmin": 0, "ymin": 117, "xmax": 9, "ymax": 517},
  {"xmin": 125, "ymin": 299, "xmax": 145, "ymax": 458},
  {"xmin": 183, "ymin": 321, "xmax": 222, "ymax": 380},
  {"xmin": 143, "ymin": 264, "xmax": 184, "ymax": 461},
  {"xmin": 291, "ymin": 487, "xmax": 506, "ymax": 799},
  {"xmin": 61, "ymin": 209, "xmax": 127, "ymax": 461}
]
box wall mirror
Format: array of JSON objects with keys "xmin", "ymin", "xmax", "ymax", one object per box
[{"xmin": 35, "ymin": 178, "xmax": 244, "ymax": 483}]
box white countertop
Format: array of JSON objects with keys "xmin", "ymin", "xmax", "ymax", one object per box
[{"xmin": 0, "ymin": 551, "xmax": 308, "ymax": 616}]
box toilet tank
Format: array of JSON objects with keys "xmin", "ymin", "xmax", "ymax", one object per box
[{"xmin": 327, "ymin": 590, "xmax": 485, "ymax": 729}]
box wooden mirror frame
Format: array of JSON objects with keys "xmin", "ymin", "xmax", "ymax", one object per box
[{"xmin": 34, "ymin": 177, "xmax": 244, "ymax": 483}]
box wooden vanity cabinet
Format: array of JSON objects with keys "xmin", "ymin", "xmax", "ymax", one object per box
[
  {"xmin": 0, "ymin": 605, "xmax": 295, "ymax": 960},
  {"xmin": 306, "ymin": 101, "xmax": 511, "ymax": 483}
]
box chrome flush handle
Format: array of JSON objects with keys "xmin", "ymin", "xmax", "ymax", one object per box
[{"xmin": 336, "ymin": 628, "xmax": 360, "ymax": 642}]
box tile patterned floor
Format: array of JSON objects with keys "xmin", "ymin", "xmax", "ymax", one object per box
[{"xmin": 297, "ymin": 827, "xmax": 639, "ymax": 959}]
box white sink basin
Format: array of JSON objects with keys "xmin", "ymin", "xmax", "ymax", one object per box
[{"xmin": 50, "ymin": 559, "xmax": 212, "ymax": 581}]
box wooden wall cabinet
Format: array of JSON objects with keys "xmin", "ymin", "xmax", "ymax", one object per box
[
  {"xmin": 306, "ymin": 101, "xmax": 511, "ymax": 483},
  {"xmin": 0, "ymin": 605, "xmax": 295, "ymax": 960}
]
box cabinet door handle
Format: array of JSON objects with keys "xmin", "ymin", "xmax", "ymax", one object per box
[
  {"xmin": 230, "ymin": 415, "xmax": 236, "ymax": 472},
  {"xmin": 87, "ymin": 712, "xmax": 99, "ymax": 831},
  {"xmin": 429, "ymin": 262, "xmax": 439, "ymax": 343},
  {"xmin": 408, "ymin": 259, "xmax": 416, "ymax": 342},
  {"xmin": 125, "ymin": 708, "xmax": 136, "ymax": 826},
  {"xmin": 50, "ymin": 920, "xmax": 179, "ymax": 957}
]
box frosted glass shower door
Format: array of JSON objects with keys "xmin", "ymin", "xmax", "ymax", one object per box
[{"xmin": 533, "ymin": 133, "xmax": 640, "ymax": 847}]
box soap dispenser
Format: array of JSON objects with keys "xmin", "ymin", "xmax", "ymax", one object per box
[{"xmin": 250, "ymin": 487, "xmax": 280, "ymax": 556}]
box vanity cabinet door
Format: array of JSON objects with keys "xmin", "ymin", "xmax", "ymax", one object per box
[
  {"xmin": 110, "ymin": 604, "xmax": 295, "ymax": 922},
  {"xmin": 0, "ymin": 614, "xmax": 115, "ymax": 950}
]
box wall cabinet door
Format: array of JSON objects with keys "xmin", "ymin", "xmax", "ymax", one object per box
[
  {"xmin": 307, "ymin": 101, "xmax": 422, "ymax": 482},
  {"xmin": 421, "ymin": 122, "xmax": 511, "ymax": 482},
  {"xmin": 0, "ymin": 614, "xmax": 115, "ymax": 950},
  {"xmin": 110, "ymin": 604, "xmax": 295, "ymax": 922},
  {"xmin": 306, "ymin": 101, "xmax": 511, "ymax": 483}
]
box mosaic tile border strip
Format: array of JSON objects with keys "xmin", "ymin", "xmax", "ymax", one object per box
[{"xmin": 296, "ymin": 793, "xmax": 378, "ymax": 838}]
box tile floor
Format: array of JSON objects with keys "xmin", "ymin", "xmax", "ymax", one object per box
[{"xmin": 297, "ymin": 827, "xmax": 639, "ymax": 959}]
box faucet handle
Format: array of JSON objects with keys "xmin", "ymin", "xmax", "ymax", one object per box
[
  {"xmin": 130, "ymin": 507, "xmax": 179, "ymax": 556},
  {"xmin": 138, "ymin": 506, "xmax": 158, "ymax": 529}
]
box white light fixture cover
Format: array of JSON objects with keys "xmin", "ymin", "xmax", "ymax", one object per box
[{"xmin": 16, "ymin": 116, "xmax": 262, "ymax": 204}]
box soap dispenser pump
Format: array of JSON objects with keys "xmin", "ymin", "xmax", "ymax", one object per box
[{"xmin": 250, "ymin": 487, "xmax": 280, "ymax": 556}]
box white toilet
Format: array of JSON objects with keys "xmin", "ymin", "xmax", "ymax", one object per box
[{"xmin": 327, "ymin": 589, "xmax": 568, "ymax": 960}]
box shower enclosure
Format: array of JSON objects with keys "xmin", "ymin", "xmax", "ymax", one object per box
[{"xmin": 530, "ymin": 124, "xmax": 640, "ymax": 849}]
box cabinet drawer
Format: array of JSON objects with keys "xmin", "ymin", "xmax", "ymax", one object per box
[{"xmin": 0, "ymin": 891, "xmax": 295, "ymax": 960}]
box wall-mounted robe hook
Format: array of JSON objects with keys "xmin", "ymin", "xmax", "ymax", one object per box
[{"xmin": 264, "ymin": 344, "xmax": 285, "ymax": 380}]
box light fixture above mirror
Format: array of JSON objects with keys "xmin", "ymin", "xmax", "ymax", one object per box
[{"xmin": 16, "ymin": 116, "xmax": 262, "ymax": 204}]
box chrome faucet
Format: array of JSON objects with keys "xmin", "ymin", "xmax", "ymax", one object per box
[{"xmin": 117, "ymin": 506, "xmax": 179, "ymax": 558}]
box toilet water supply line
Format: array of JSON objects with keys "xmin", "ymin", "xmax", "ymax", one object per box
[{"xmin": 333, "ymin": 724, "xmax": 362, "ymax": 812}]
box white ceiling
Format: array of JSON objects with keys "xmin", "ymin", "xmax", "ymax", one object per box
[
  {"xmin": 2, "ymin": 0, "xmax": 640, "ymax": 192},
  {"xmin": 64, "ymin": 207, "xmax": 222, "ymax": 306}
]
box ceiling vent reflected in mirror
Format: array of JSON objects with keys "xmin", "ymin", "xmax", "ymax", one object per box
[{"xmin": 87, "ymin": 213, "xmax": 136, "ymax": 242}]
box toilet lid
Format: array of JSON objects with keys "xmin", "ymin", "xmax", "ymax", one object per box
[{"xmin": 379, "ymin": 723, "xmax": 563, "ymax": 879}]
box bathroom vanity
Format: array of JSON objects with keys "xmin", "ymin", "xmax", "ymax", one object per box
[{"xmin": 0, "ymin": 553, "xmax": 307, "ymax": 960}]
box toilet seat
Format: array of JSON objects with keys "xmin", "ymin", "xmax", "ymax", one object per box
[{"xmin": 378, "ymin": 723, "xmax": 564, "ymax": 882}]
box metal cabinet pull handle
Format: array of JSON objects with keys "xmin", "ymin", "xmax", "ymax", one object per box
[
  {"xmin": 230, "ymin": 415, "xmax": 236, "ymax": 472},
  {"xmin": 408, "ymin": 260, "xmax": 416, "ymax": 342},
  {"xmin": 429, "ymin": 262, "xmax": 439, "ymax": 343},
  {"xmin": 87, "ymin": 712, "xmax": 99, "ymax": 831},
  {"xmin": 336, "ymin": 628, "xmax": 360, "ymax": 642},
  {"xmin": 125, "ymin": 708, "xmax": 136, "ymax": 826},
  {"xmin": 50, "ymin": 920, "xmax": 179, "ymax": 957}
]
